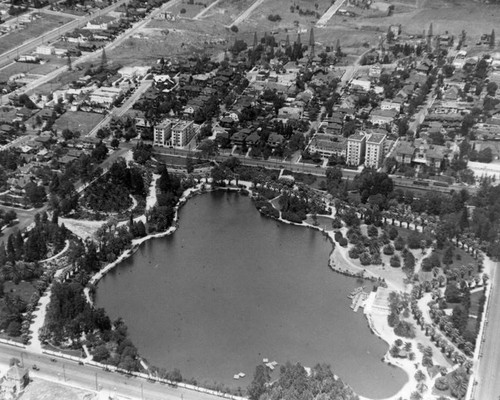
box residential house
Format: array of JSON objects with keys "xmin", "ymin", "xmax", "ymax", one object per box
[
  {"xmin": 394, "ymin": 140, "xmax": 415, "ymax": 165},
  {"xmin": 380, "ymin": 100, "xmax": 402, "ymax": 112},
  {"xmin": 84, "ymin": 16, "xmax": 115, "ymax": 30},
  {"xmin": 350, "ymin": 78, "xmax": 371, "ymax": 92},
  {"xmin": 369, "ymin": 108, "xmax": 398, "ymax": 126},
  {"xmin": 278, "ymin": 106, "xmax": 303, "ymax": 120},
  {"xmin": 369, "ymin": 64, "xmax": 382, "ymax": 78},
  {"xmin": 267, "ymin": 133, "xmax": 284, "ymax": 147}
]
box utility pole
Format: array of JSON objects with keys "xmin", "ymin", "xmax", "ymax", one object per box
[
  {"xmin": 63, "ymin": 364, "xmax": 66, "ymax": 381},
  {"xmin": 95, "ymin": 372, "xmax": 98, "ymax": 390}
]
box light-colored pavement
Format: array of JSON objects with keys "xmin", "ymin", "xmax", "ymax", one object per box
[
  {"xmin": 193, "ymin": 0, "xmax": 221, "ymax": 20},
  {"xmin": 0, "ymin": 344, "xmax": 234, "ymax": 400},
  {"xmin": 472, "ymin": 257, "xmax": 499, "ymax": 400},
  {"xmin": 228, "ymin": 0, "xmax": 266, "ymax": 27},
  {"xmin": 316, "ymin": 0, "xmax": 346, "ymax": 27},
  {"xmin": 0, "ymin": 0, "xmax": 130, "ymax": 67}
]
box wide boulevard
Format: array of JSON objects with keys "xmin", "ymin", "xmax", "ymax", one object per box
[{"xmin": 0, "ymin": 343, "xmax": 231, "ymax": 400}]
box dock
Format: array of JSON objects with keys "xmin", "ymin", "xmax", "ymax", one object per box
[{"xmin": 349, "ymin": 287, "xmax": 369, "ymax": 312}]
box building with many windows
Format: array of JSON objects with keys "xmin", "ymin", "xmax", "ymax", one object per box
[
  {"xmin": 365, "ymin": 133, "xmax": 387, "ymax": 169},
  {"xmin": 170, "ymin": 120, "xmax": 195, "ymax": 148},
  {"xmin": 153, "ymin": 119, "xmax": 172, "ymax": 146},
  {"xmin": 346, "ymin": 132, "xmax": 366, "ymax": 166}
]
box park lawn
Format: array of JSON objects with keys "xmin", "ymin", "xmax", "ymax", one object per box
[
  {"xmin": 0, "ymin": 13, "xmax": 74, "ymax": 54},
  {"xmin": 469, "ymin": 290, "xmax": 485, "ymax": 317},
  {"xmin": 3, "ymin": 281, "xmax": 37, "ymax": 303},
  {"xmin": 434, "ymin": 246, "xmax": 478, "ymax": 273},
  {"xmin": 52, "ymin": 111, "xmax": 104, "ymax": 136},
  {"xmin": 154, "ymin": 154, "xmax": 188, "ymax": 166}
]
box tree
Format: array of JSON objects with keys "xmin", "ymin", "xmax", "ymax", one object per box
[
  {"xmin": 100, "ymin": 48, "xmax": 107, "ymax": 69},
  {"xmin": 490, "ymin": 29, "xmax": 495, "ymax": 49},
  {"xmin": 247, "ymin": 365, "xmax": 270, "ymax": 400},
  {"xmin": 110, "ymin": 138, "xmax": 120, "ymax": 149},
  {"xmin": 487, "ymin": 81, "xmax": 498, "ymax": 96}
]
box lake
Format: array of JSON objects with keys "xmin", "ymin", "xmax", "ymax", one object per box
[{"xmin": 95, "ymin": 191, "xmax": 407, "ymax": 398}]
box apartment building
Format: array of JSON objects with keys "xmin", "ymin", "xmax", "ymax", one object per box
[
  {"xmin": 170, "ymin": 120, "xmax": 195, "ymax": 148},
  {"xmin": 346, "ymin": 132, "xmax": 367, "ymax": 166},
  {"xmin": 364, "ymin": 133, "xmax": 387, "ymax": 169},
  {"xmin": 153, "ymin": 119, "xmax": 172, "ymax": 146}
]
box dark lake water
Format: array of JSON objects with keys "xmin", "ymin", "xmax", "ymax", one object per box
[{"xmin": 95, "ymin": 191, "xmax": 407, "ymax": 398}]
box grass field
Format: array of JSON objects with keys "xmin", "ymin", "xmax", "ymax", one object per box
[
  {"xmin": 53, "ymin": 111, "xmax": 105, "ymax": 136},
  {"xmin": 18, "ymin": 379, "xmax": 95, "ymax": 400},
  {"xmin": 4, "ymin": 281, "xmax": 37, "ymax": 303},
  {"xmin": 0, "ymin": 13, "xmax": 74, "ymax": 55},
  {"xmin": 111, "ymin": 19, "xmax": 229, "ymax": 65},
  {"xmin": 168, "ymin": 0, "xmax": 212, "ymax": 18},
  {"xmin": 325, "ymin": 1, "xmax": 500, "ymax": 40},
  {"xmin": 199, "ymin": 0, "xmax": 255, "ymax": 26},
  {"xmin": 469, "ymin": 290, "xmax": 485, "ymax": 317}
]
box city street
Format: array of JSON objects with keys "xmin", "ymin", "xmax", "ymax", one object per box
[
  {"xmin": 473, "ymin": 258, "xmax": 500, "ymax": 400},
  {"xmin": 0, "ymin": 344, "xmax": 233, "ymax": 400}
]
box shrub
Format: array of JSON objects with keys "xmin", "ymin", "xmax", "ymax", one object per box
[
  {"xmin": 388, "ymin": 312, "xmax": 400, "ymax": 327},
  {"xmin": 360, "ymin": 252, "xmax": 371, "ymax": 266},
  {"xmin": 349, "ymin": 247, "xmax": 360, "ymax": 259},
  {"xmin": 339, "ymin": 237, "xmax": 348, "ymax": 247},
  {"xmin": 180, "ymin": 8, "xmax": 186, "ymax": 13},
  {"xmin": 394, "ymin": 236, "xmax": 406, "ymax": 250},
  {"xmin": 267, "ymin": 14, "xmax": 281, "ymax": 21},
  {"xmin": 371, "ymin": 252, "xmax": 382, "ymax": 265},
  {"xmin": 383, "ymin": 244, "xmax": 395, "ymax": 255},
  {"xmin": 394, "ymin": 320, "xmax": 416, "ymax": 338},
  {"xmin": 334, "ymin": 231, "xmax": 343, "ymax": 242},
  {"xmin": 230, "ymin": 25, "xmax": 239, "ymax": 32},
  {"xmin": 390, "ymin": 255, "xmax": 401, "ymax": 268},
  {"xmin": 331, "ymin": 217, "xmax": 342, "ymax": 229},
  {"xmin": 367, "ymin": 224, "xmax": 378, "ymax": 237},
  {"xmin": 434, "ymin": 376, "xmax": 449, "ymax": 391},
  {"xmin": 388, "ymin": 226, "xmax": 398, "ymax": 240}
]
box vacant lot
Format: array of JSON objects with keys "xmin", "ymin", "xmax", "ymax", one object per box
[
  {"xmin": 0, "ymin": 13, "xmax": 74, "ymax": 54},
  {"xmin": 111, "ymin": 19, "xmax": 229, "ymax": 64},
  {"xmin": 239, "ymin": 0, "xmax": 331, "ymax": 32},
  {"xmin": 329, "ymin": 2, "xmax": 500, "ymax": 39},
  {"xmin": 53, "ymin": 111, "xmax": 104, "ymax": 136},
  {"xmin": 19, "ymin": 379, "xmax": 95, "ymax": 400},
  {"xmin": 199, "ymin": 0, "xmax": 255, "ymax": 26},
  {"xmin": 168, "ymin": 0, "xmax": 212, "ymax": 18}
]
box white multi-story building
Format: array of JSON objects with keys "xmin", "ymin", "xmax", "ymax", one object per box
[
  {"xmin": 153, "ymin": 119, "xmax": 173, "ymax": 146},
  {"xmin": 346, "ymin": 132, "xmax": 366, "ymax": 166},
  {"xmin": 170, "ymin": 120, "xmax": 195, "ymax": 148},
  {"xmin": 364, "ymin": 133, "xmax": 386, "ymax": 169}
]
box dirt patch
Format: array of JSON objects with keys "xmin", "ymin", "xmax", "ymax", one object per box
[
  {"xmin": 19, "ymin": 379, "xmax": 96, "ymax": 400},
  {"xmin": 109, "ymin": 19, "xmax": 231, "ymax": 64}
]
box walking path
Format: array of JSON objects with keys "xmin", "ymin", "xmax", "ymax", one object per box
[
  {"xmin": 193, "ymin": 0, "xmax": 221, "ymax": 20},
  {"xmin": 227, "ymin": 0, "xmax": 266, "ymax": 27},
  {"xmin": 316, "ymin": 0, "xmax": 346, "ymax": 27}
]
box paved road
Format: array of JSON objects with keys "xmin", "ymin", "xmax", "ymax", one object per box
[
  {"xmin": 0, "ymin": 0, "xmax": 130, "ymax": 67},
  {"xmin": 0, "ymin": 344, "xmax": 233, "ymax": 400},
  {"xmin": 0, "ymin": 204, "xmax": 47, "ymax": 244},
  {"xmin": 316, "ymin": 0, "xmax": 346, "ymax": 27},
  {"xmin": 473, "ymin": 258, "xmax": 500, "ymax": 400}
]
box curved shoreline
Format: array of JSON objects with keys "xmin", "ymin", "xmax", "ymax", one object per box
[{"xmin": 84, "ymin": 183, "xmax": 411, "ymax": 399}]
